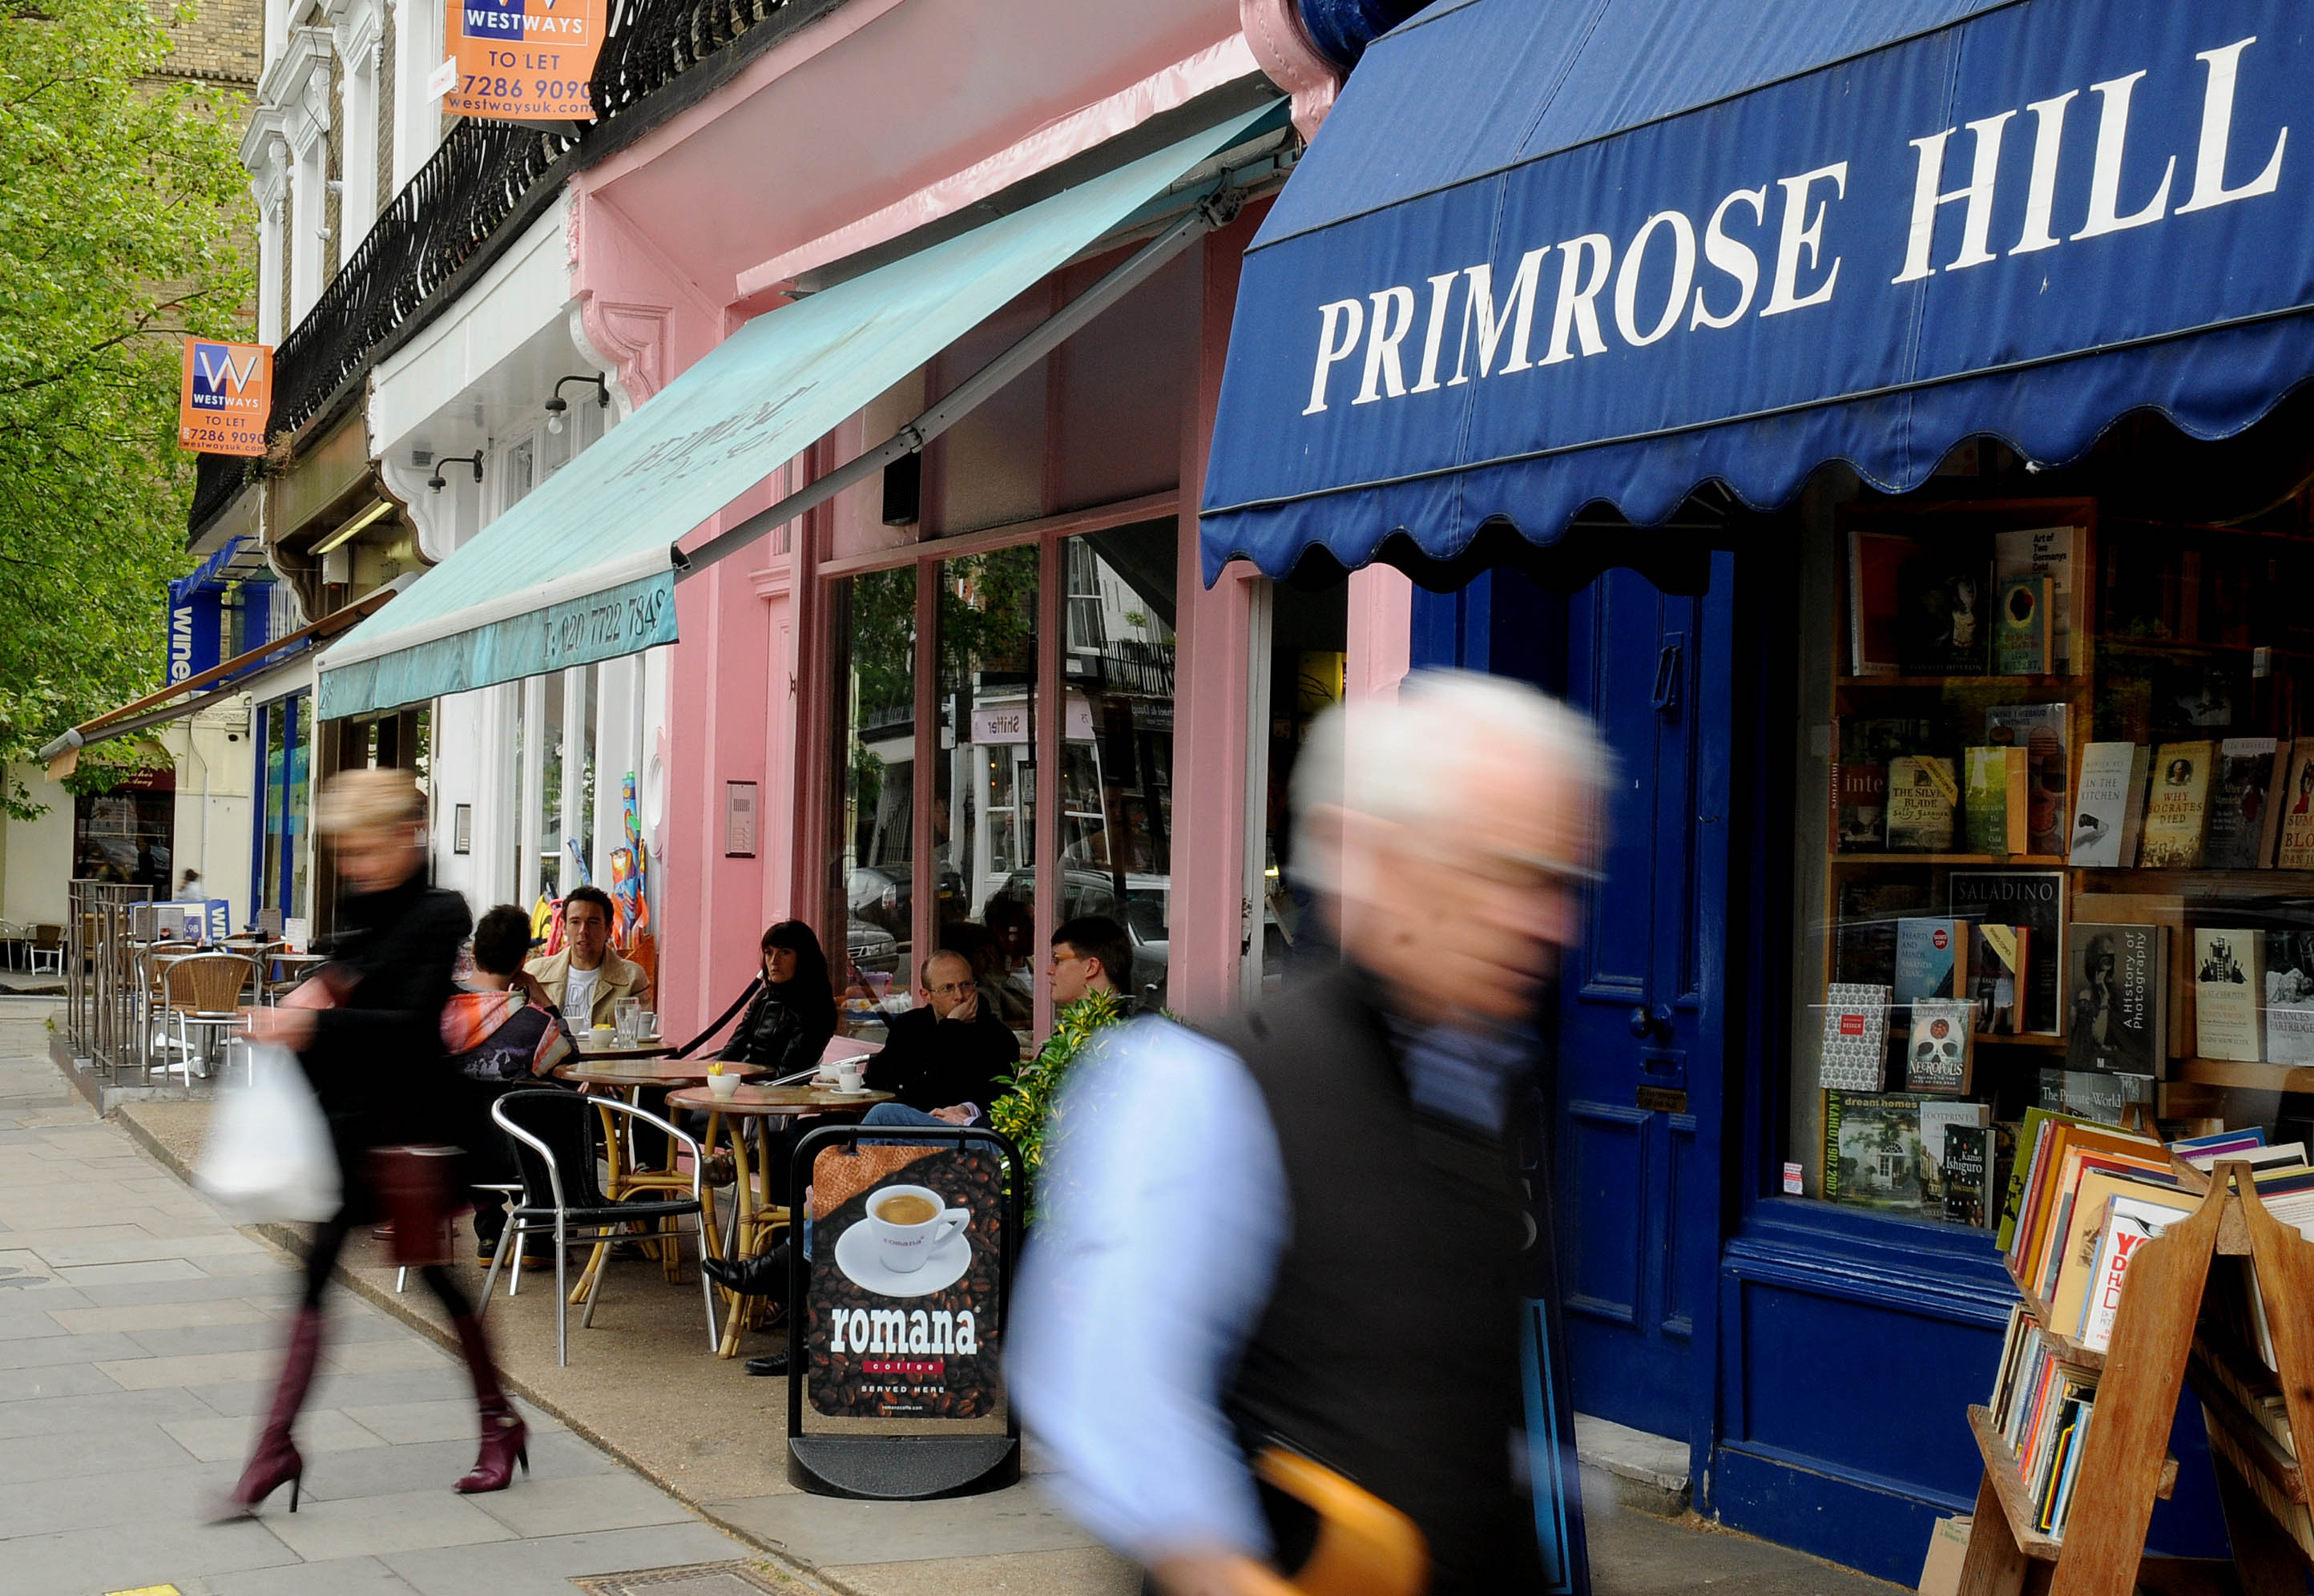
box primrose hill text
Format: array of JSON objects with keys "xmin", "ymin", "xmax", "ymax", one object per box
[{"xmin": 1302, "ymin": 34, "xmax": 2292, "ymax": 415}]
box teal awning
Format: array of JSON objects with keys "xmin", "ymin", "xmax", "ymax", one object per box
[{"xmin": 318, "ymin": 104, "xmax": 1277, "ymax": 721}]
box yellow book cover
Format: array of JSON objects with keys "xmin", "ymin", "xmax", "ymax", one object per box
[{"xmin": 2138, "ymin": 741, "xmax": 2215, "ymax": 868}]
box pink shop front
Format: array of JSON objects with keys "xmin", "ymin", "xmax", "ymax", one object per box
[{"xmin": 550, "ymin": 4, "xmax": 1413, "ymax": 1042}]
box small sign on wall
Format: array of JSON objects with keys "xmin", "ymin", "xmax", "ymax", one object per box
[
  {"xmin": 725, "ymin": 782, "xmax": 758, "ymax": 857},
  {"xmin": 452, "ymin": 804, "xmax": 472, "ymax": 856}
]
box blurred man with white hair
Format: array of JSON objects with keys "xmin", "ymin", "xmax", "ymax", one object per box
[{"xmin": 1011, "ymin": 670, "xmax": 1608, "ymax": 1596}]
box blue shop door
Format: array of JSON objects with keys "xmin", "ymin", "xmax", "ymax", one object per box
[{"xmin": 1412, "ymin": 558, "xmax": 1733, "ymax": 1448}]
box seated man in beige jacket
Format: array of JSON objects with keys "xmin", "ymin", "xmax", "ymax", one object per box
[{"xmin": 527, "ymin": 885, "xmax": 652, "ymax": 1030}]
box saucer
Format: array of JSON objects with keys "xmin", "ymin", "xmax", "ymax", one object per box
[
  {"xmin": 820, "ymin": 1086, "xmax": 872, "ymax": 1098},
  {"xmin": 833, "ymin": 1222, "xmax": 971, "ymax": 1297}
]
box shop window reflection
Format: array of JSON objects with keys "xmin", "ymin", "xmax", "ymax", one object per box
[{"xmin": 835, "ymin": 566, "xmax": 917, "ymax": 999}]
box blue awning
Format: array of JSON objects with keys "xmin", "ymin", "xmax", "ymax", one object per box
[
  {"xmin": 318, "ymin": 103, "xmax": 1280, "ymax": 722},
  {"xmin": 168, "ymin": 536, "xmax": 242, "ymax": 606},
  {"xmin": 1200, "ymin": 0, "xmax": 2314, "ymax": 582}
]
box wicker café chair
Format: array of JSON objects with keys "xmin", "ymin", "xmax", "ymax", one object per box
[{"xmin": 159, "ymin": 953, "xmax": 257, "ymax": 1086}]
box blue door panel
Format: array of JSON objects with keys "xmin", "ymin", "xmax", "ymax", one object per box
[
  {"xmin": 1562, "ymin": 1101, "xmax": 1647, "ymax": 1324},
  {"xmin": 1662, "ymin": 1116, "xmax": 1699, "ymax": 1336}
]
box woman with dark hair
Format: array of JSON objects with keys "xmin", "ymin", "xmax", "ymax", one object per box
[{"xmin": 718, "ymin": 920, "xmax": 838, "ymax": 1077}]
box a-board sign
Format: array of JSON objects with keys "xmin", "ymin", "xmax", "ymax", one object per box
[{"xmin": 787, "ymin": 1125, "xmax": 1020, "ymax": 1499}]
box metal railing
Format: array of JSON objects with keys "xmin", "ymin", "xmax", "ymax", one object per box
[
  {"xmin": 185, "ymin": 0, "xmax": 831, "ymax": 530},
  {"xmin": 64, "ymin": 881, "xmax": 154, "ymax": 1075}
]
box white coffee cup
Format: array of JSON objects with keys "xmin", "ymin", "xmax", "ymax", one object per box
[
  {"xmin": 865, "ymin": 1184, "xmax": 968, "ymax": 1274},
  {"xmin": 832, "ymin": 1061, "xmax": 864, "ymax": 1092},
  {"xmin": 706, "ymin": 1070, "xmax": 741, "ymax": 1099}
]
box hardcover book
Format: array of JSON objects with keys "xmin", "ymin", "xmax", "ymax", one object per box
[
  {"xmin": 2206, "ymin": 738, "xmax": 2282, "ymax": 871},
  {"xmin": 2070, "ymin": 743, "xmax": 2151, "ymax": 867},
  {"xmin": 2278, "ymin": 744, "xmax": 2314, "ymax": 869},
  {"xmin": 1964, "ymin": 745, "xmax": 2029, "ymax": 856},
  {"xmin": 1823, "ymin": 1091, "xmax": 1925, "ymax": 1211},
  {"xmin": 1986, "ymin": 703, "xmax": 2069, "ymax": 856},
  {"xmin": 2137, "ymin": 741, "xmax": 2215, "ymax": 869},
  {"xmin": 1820, "ymin": 983, "xmax": 1893, "ymax": 1090},
  {"xmin": 1846, "ymin": 528, "xmax": 1917, "ymax": 677},
  {"xmin": 1897, "ymin": 540, "xmax": 1993, "ymax": 675},
  {"xmin": 1944, "ymin": 1123, "xmax": 1992, "ymax": 1226},
  {"xmin": 1832, "ymin": 718, "xmax": 1936, "ymax": 851},
  {"xmin": 1994, "ymin": 526, "xmax": 2078, "ymax": 674},
  {"xmin": 1887, "ymin": 756, "xmax": 1959, "ymax": 852},
  {"xmin": 2194, "ymin": 928, "xmax": 2264, "ymax": 1063},
  {"xmin": 2266, "ymin": 932, "xmax": 2314, "ymax": 1066},
  {"xmin": 2067, "ymin": 923, "xmax": 2169, "ymax": 1078},
  {"xmin": 1950, "ymin": 870, "xmax": 2066, "ymax": 1034},
  {"xmin": 1994, "ymin": 574, "xmax": 2050, "ymax": 675},
  {"xmin": 1967, "ymin": 924, "xmax": 2028, "ymax": 1034},
  {"xmin": 1920, "ymin": 1100, "xmax": 1993, "ymax": 1211},
  {"xmin": 1907, "ymin": 999, "xmax": 1977, "ymax": 1094},
  {"xmin": 1893, "ymin": 918, "xmax": 1966, "ymax": 1005}
]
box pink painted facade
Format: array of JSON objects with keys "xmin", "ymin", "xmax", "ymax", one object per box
[{"xmin": 563, "ymin": 0, "xmax": 1364, "ymax": 1039}]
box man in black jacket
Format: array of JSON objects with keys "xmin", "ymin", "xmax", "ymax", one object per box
[{"xmin": 865, "ymin": 949, "xmax": 1020, "ymax": 1120}]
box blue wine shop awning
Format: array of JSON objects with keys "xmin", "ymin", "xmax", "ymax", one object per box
[{"xmin": 1199, "ymin": 0, "xmax": 2314, "ymax": 583}]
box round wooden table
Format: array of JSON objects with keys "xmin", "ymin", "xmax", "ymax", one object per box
[
  {"xmin": 565, "ymin": 1038, "xmax": 677, "ymax": 1063},
  {"xmin": 663, "ymin": 1082, "xmax": 893, "ymax": 1358}
]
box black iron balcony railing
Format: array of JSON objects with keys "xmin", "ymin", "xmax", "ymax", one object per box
[{"xmin": 189, "ymin": 0, "xmax": 837, "ymax": 537}]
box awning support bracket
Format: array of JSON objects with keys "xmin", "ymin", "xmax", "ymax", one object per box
[{"xmin": 675, "ymin": 182, "xmax": 1241, "ymax": 580}]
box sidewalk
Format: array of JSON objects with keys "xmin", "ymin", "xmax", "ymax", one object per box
[{"xmin": 19, "ymin": 995, "xmax": 1910, "ymax": 1596}]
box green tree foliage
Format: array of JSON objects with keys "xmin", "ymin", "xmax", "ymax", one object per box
[{"xmin": 0, "ymin": 0, "xmax": 252, "ymax": 814}]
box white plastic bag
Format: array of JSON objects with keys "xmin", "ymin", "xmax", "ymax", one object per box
[{"xmin": 196, "ymin": 1039, "xmax": 342, "ymax": 1223}]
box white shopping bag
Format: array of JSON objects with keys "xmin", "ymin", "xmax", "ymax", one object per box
[{"xmin": 196, "ymin": 1039, "xmax": 342, "ymax": 1223}]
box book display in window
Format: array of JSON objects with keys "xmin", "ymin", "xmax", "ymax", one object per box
[
  {"xmin": 1819, "ymin": 983, "xmax": 1893, "ymax": 1090},
  {"xmin": 1824, "ymin": 498, "xmax": 2314, "ymax": 1231}
]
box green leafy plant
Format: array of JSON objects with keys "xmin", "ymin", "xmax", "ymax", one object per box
[
  {"xmin": 988, "ymin": 988, "xmax": 1128, "ymax": 1216},
  {"xmin": 0, "ymin": 0, "xmax": 253, "ymax": 816}
]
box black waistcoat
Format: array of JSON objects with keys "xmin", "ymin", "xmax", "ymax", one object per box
[{"xmin": 1204, "ymin": 965, "xmax": 1542, "ymax": 1594}]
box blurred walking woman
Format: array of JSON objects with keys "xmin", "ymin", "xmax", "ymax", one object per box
[{"xmin": 220, "ymin": 771, "xmax": 523, "ymax": 1516}]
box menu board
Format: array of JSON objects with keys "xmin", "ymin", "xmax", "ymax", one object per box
[{"xmin": 803, "ymin": 1140, "xmax": 1005, "ymax": 1421}]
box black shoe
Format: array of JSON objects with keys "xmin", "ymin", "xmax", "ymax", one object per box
[
  {"xmin": 744, "ymin": 1352, "xmax": 788, "ymax": 1376},
  {"xmin": 703, "ymin": 1243, "xmax": 790, "ymax": 1299}
]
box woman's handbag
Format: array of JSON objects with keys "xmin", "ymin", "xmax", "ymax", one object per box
[
  {"xmin": 370, "ymin": 1144, "xmax": 461, "ymax": 1267},
  {"xmin": 196, "ymin": 1040, "xmax": 343, "ymax": 1223}
]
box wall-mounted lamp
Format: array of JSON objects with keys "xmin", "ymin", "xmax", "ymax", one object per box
[
  {"xmin": 545, "ymin": 373, "xmax": 610, "ymax": 435},
  {"xmin": 427, "ymin": 452, "xmax": 483, "ymax": 492}
]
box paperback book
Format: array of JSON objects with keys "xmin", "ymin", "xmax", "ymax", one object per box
[
  {"xmin": 1993, "ymin": 526, "xmax": 2077, "ymax": 674},
  {"xmin": 1896, "ymin": 538, "xmax": 1993, "ymax": 675},
  {"xmin": 1906, "ymin": 998, "xmax": 1976, "ymax": 1094},
  {"xmin": 2037, "ymin": 1070, "xmax": 2152, "ymax": 1124},
  {"xmin": 1887, "ymin": 756, "xmax": 1959, "ymax": 852},
  {"xmin": 2206, "ymin": 738, "xmax": 2283, "ymax": 870},
  {"xmin": 2138, "ymin": 740, "xmax": 2215, "ymax": 869},
  {"xmin": 1819, "ymin": 983, "xmax": 1893, "ymax": 1090},
  {"xmin": 1893, "ymin": 918, "xmax": 1966, "ymax": 1005},
  {"xmin": 2276, "ymin": 744, "xmax": 2314, "ymax": 870},
  {"xmin": 1832, "ymin": 718, "xmax": 1935, "ymax": 851},
  {"xmin": 1833, "ymin": 880, "xmax": 1929, "ymax": 988},
  {"xmin": 1993, "ymin": 575, "xmax": 2050, "ymax": 675},
  {"xmin": 2067, "ymin": 923, "xmax": 2169, "ymax": 1078},
  {"xmin": 1943, "ymin": 1123, "xmax": 1992, "ymax": 1226},
  {"xmin": 1986, "ymin": 703, "xmax": 2069, "ymax": 856},
  {"xmin": 1920, "ymin": 1100, "xmax": 1993, "ymax": 1212},
  {"xmin": 2268, "ymin": 932, "xmax": 2314, "ymax": 1066},
  {"xmin": 2194, "ymin": 928, "xmax": 2264, "ymax": 1063},
  {"xmin": 1964, "ymin": 746, "xmax": 2029, "ymax": 856},
  {"xmin": 1823, "ymin": 1091, "xmax": 1925, "ymax": 1211},
  {"xmin": 2070, "ymin": 743, "xmax": 2151, "ymax": 867}
]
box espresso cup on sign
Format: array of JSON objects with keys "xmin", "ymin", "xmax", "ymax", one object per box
[{"xmin": 865, "ymin": 1183, "xmax": 968, "ymax": 1274}]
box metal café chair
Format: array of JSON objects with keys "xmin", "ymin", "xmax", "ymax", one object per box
[
  {"xmin": 158, "ymin": 953, "xmax": 258, "ymax": 1086},
  {"xmin": 27, "ymin": 924, "xmax": 63, "ymax": 977},
  {"xmin": 0, "ymin": 919, "xmax": 26, "ymax": 970},
  {"xmin": 482, "ymin": 1090, "xmax": 719, "ymax": 1367}
]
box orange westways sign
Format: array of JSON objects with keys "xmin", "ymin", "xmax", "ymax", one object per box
[
  {"xmin": 443, "ymin": 0, "xmax": 606, "ymax": 124},
  {"xmin": 177, "ymin": 339, "xmax": 272, "ymax": 457}
]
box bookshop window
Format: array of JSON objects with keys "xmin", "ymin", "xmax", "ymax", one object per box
[{"xmin": 1798, "ymin": 473, "xmax": 2314, "ymax": 1231}]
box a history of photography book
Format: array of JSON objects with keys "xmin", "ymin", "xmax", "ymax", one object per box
[
  {"xmin": 2205, "ymin": 738, "xmax": 2282, "ymax": 871},
  {"xmin": 2137, "ymin": 740, "xmax": 2215, "ymax": 869},
  {"xmin": 1886, "ymin": 755, "xmax": 1959, "ymax": 852},
  {"xmin": 2070, "ymin": 742, "xmax": 2150, "ymax": 867},
  {"xmin": 2066, "ymin": 922, "xmax": 2169, "ymax": 1078},
  {"xmin": 1986, "ymin": 703, "xmax": 2069, "ymax": 858},
  {"xmin": 2194, "ymin": 927, "xmax": 2264, "ymax": 1063},
  {"xmin": 1820, "ymin": 983, "xmax": 1893, "ymax": 1090},
  {"xmin": 1950, "ymin": 870, "xmax": 2065, "ymax": 1035}
]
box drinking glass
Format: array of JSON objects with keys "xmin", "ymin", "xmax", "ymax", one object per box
[{"xmin": 615, "ymin": 998, "xmax": 640, "ymax": 1045}]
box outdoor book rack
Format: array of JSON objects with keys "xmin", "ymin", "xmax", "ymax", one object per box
[{"xmin": 1957, "ymin": 1163, "xmax": 2314, "ymax": 1596}]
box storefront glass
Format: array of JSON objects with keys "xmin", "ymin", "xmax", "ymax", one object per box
[
  {"xmin": 834, "ymin": 566, "xmax": 917, "ymax": 993},
  {"xmin": 74, "ymin": 783, "xmax": 173, "ymax": 891},
  {"xmin": 933, "ymin": 544, "xmax": 1038, "ymax": 1029},
  {"xmin": 1258, "ymin": 584, "xmax": 1345, "ymax": 993},
  {"xmin": 255, "ymin": 689, "xmax": 311, "ymax": 928},
  {"xmin": 1796, "ymin": 450, "xmax": 2314, "ymax": 1231}
]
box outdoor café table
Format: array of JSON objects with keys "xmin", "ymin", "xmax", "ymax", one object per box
[
  {"xmin": 549, "ymin": 1050, "xmax": 725, "ymax": 1297},
  {"xmin": 663, "ymin": 1082, "xmax": 893, "ymax": 1358}
]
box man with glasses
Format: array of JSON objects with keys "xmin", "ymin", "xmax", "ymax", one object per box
[{"xmin": 860, "ymin": 948, "xmax": 1022, "ymax": 1127}]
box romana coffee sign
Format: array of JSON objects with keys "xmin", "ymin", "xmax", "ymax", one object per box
[{"xmin": 804, "ymin": 1141, "xmax": 1003, "ymax": 1420}]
